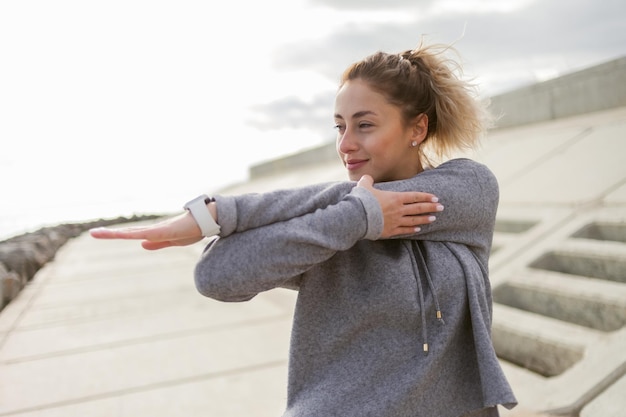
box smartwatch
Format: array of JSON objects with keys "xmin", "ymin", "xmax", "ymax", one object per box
[{"xmin": 183, "ymin": 194, "xmax": 221, "ymax": 237}]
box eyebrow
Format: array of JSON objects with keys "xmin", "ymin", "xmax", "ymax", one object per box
[{"xmin": 334, "ymin": 110, "xmax": 377, "ymax": 120}]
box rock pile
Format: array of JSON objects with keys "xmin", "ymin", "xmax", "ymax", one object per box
[{"xmin": 0, "ymin": 214, "xmax": 161, "ymax": 311}]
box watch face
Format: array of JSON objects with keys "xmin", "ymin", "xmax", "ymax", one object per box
[{"xmin": 184, "ymin": 195, "xmax": 219, "ymax": 237}]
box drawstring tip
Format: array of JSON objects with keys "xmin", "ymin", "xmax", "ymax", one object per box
[
  {"xmin": 423, "ymin": 343, "xmax": 429, "ymax": 353},
  {"xmin": 436, "ymin": 310, "xmax": 445, "ymax": 324}
]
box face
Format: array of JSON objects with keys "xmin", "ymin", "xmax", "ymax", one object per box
[{"xmin": 334, "ymin": 79, "xmax": 427, "ymax": 182}]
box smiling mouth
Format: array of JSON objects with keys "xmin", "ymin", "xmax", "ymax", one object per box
[{"xmin": 345, "ymin": 159, "xmax": 368, "ymax": 170}]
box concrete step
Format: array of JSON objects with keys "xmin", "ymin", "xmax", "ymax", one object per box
[
  {"xmin": 492, "ymin": 304, "xmax": 601, "ymax": 377},
  {"xmin": 498, "ymin": 326, "xmax": 626, "ymax": 415},
  {"xmin": 571, "ymin": 221, "xmax": 626, "ymax": 244},
  {"xmin": 493, "ymin": 268, "xmax": 626, "ymax": 332},
  {"xmin": 491, "ymin": 206, "xmax": 626, "ymax": 415},
  {"xmin": 491, "ymin": 218, "xmax": 542, "ymax": 254},
  {"xmin": 530, "ymin": 237, "xmax": 626, "ymax": 284}
]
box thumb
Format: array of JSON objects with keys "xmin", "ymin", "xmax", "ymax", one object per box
[{"xmin": 357, "ymin": 174, "xmax": 374, "ymax": 189}]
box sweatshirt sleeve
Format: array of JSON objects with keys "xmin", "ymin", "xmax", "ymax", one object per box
[
  {"xmin": 194, "ymin": 186, "xmax": 383, "ymax": 302},
  {"xmin": 214, "ymin": 181, "xmax": 356, "ymax": 237}
]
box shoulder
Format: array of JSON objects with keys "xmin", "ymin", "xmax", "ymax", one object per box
[
  {"xmin": 376, "ymin": 158, "xmax": 498, "ymax": 200},
  {"xmin": 434, "ymin": 158, "xmax": 498, "ymax": 191},
  {"xmin": 435, "ymin": 158, "xmax": 494, "ymax": 176},
  {"xmin": 421, "ymin": 158, "xmax": 496, "ymax": 184}
]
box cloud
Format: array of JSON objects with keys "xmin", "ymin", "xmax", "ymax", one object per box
[
  {"xmin": 281, "ymin": 0, "xmax": 626, "ymax": 80},
  {"xmin": 248, "ymin": 0, "xmax": 626, "ymax": 132},
  {"xmin": 247, "ymin": 92, "xmax": 337, "ymax": 137}
]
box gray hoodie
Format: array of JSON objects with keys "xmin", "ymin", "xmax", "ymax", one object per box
[{"xmin": 195, "ymin": 158, "xmax": 517, "ymax": 416}]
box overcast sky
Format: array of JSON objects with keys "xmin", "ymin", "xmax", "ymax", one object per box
[
  {"xmin": 1, "ymin": 0, "xmax": 625, "ymax": 236},
  {"xmin": 252, "ymin": 0, "xmax": 626, "ymax": 137}
]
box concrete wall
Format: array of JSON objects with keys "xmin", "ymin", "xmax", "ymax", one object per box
[{"xmin": 490, "ymin": 56, "xmax": 626, "ymax": 128}]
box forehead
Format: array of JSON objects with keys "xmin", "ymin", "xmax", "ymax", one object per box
[{"xmin": 334, "ymin": 80, "xmax": 391, "ymax": 117}]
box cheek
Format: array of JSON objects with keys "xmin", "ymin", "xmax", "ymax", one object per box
[{"xmin": 370, "ymin": 134, "xmax": 400, "ymax": 159}]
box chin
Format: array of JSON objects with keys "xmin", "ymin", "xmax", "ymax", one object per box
[{"xmin": 347, "ymin": 172, "xmax": 362, "ymax": 182}]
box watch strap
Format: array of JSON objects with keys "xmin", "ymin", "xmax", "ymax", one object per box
[{"xmin": 183, "ymin": 194, "xmax": 221, "ymax": 237}]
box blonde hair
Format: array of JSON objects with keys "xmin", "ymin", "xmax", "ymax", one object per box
[{"xmin": 339, "ymin": 40, "xmax": 493, "ymax": 167}]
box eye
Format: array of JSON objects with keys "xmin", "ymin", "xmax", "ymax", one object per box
[
  {"xmin": 334, "ymin": 123, "xmax": 345, "ymax": 133},
  {"xmin": 359, "ymin": 122, "xmax": 373, "ymax": 129}
]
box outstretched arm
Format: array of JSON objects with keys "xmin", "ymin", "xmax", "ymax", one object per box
[
  {"xmin": 214, "ymin": 180, "xmax": 438, "ymax": 237},
  {"xmin": 90, "ymin": 178, "xmax": 441, "ymax": 249}
]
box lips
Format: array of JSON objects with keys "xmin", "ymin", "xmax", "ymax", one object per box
[{"xmin": 345, "ymin": 159, "xmax": 368, "ymax": 171}]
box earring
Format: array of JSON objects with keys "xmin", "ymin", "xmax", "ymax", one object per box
[{"xmin": 411, "ymin": 141, "xmax": 418, "ymax": 147}]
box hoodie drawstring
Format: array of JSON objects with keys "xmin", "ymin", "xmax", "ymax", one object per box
[{"xmin": 405, "ymin": 240, "xmax": 445, "ymax": 354}]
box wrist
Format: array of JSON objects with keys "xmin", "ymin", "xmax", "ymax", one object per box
[{"xmin": 183, "ymin": 195, "xmax": 221, "ymax": 237}]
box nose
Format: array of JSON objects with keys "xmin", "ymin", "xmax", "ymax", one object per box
[{"xmin": 337, "ymin": 128, "xmax": 358, "ymax": 155}]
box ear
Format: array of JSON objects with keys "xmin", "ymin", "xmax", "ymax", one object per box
[{"xmin": 410, "ymin": 114, "xmax": 429, "ymax": 145}]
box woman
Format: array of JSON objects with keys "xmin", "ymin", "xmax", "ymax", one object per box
[{"xmin": 92, "ymin": 41, "xmax": 517, "ymax": 416}]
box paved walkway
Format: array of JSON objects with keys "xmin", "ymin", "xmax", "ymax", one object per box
[
  {"xmin": 0, "ymin": 224, "xmax": 548, "ymax": 417},
  {"xmin": 2, "ymin": 105, "xmax": 625, "ymax": 416},
  {"xmin": 0, "ymin": 231, "xmax": 296, "ymax": 416}
]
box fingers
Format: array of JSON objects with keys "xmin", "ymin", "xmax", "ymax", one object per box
[
  {"xmin": 90, "ymin": 213, "xmax": 200, "ymax": 242},
  {"xmin": 405, "ymin": 214, "xmax": 437, "ymax": 228},
  {"xmin": 400, "ymin": 191, "xmax": 439, "ymax": 205},
  {"xmin": 400, "ymin": 201, "xmax": 444, "ymax": 219},
  {"xmin": 403, "ymin": 201, "xmax": 442, "ymax": 230},
  {"xmin": 90, "ymin": 233, "xmax": 201, "ymax": 250},
  {"xmin": 89, "ymin": 227, "xmax": 144, "ymax": 239},
  {"xmin": 356, "ymin": 175, "xmax": 374, "ymax": 189},
  {"xmin": 90, "ymin": 225, "xmax": 165, "ymax": 240},
  {"xmin": 357, "ymin": 176, "xmax": 439, "ymax": 206},
  {"xmin": 396, "ymin": 212, "xmax": 437, "ymax": 231},
  {"xmin": 382, "ymin": 215, "xmax": 437, "ymax": 238}
]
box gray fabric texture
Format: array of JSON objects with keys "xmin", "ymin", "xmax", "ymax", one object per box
[{"xmin": 195, "ymin": 158, "xmax": 517, "ymax": 416}]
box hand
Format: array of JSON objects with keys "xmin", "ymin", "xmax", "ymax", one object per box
[
  {"xmin": 90, "ymin": 211, "xmax": 206, "ymax": 250},
  {"xmin": 356, "ymin": 175, "xmax": 443, "ymax": 238}
]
